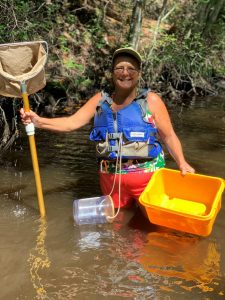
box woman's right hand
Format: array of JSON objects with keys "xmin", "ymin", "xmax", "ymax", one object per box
[{"xmin": 20, "ymin": 108, "xmax": 41, "ymax": 127}]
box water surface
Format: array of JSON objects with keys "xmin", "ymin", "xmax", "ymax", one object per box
[{"xmin": 0, "ymin": 96, "xmax": 224, "ymax": 300}]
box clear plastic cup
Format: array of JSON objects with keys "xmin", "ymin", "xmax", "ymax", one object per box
[{"xmin": 73, "ymin": 195, "xmax": 115, "ymax": 225}]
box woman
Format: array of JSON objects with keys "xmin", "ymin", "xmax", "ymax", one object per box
[{"xmin": 20, "ymin": 47, "xmax": 195, "ymax": 208}]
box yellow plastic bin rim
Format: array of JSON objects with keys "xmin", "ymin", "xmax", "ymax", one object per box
[{"xmin": 139, "ymin": 168, "xmax": 225, "ymax": 220}]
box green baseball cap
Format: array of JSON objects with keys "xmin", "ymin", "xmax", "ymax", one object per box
[{"xmin": 112, "ymin": 47, "xmax": 142, "ymax": 65}]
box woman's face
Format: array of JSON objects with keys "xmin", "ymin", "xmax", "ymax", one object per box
[{"xmin": 112, "ymin": 55, "xmax": 140, "ymax": 91}]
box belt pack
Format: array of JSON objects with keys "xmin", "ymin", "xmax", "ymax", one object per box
[{"xmin": 96, "ymin": 140, "xmax": 157, "ymax": 158}]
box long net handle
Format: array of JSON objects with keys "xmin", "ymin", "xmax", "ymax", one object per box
[{"xmin": 22, "ymin": 83, "xmax": 46, "ymax": 217}]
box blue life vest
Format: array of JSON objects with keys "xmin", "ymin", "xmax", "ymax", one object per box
[{"xmin": 89, "ymin": 89, "xmax": 163, "ymax": 160}]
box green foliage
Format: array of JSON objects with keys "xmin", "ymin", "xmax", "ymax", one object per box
[
  {"xmin": 0, "ymin": 0, "xmax": 224, "ymax": 97},
  {"xmin": 0, "ymin": 0, "xmax": 58, "ymax": 42},
  {"xmin": 85, "ymin": 13, "xmax": 107, "ymax": 50},
  {"xmin": 58, "ymin": 35, "xmax": 70, "ymax": 53},
  {"xmin": 164, "ymin": 32, "xmax": 209, "ymax": 74},
  {"xmin": 143, "ymin": 0, "xmax": 225, "ymax": 92},
  {"xmin": 64, "ymin": 59, "xmax": 85, "ymax": 71}
]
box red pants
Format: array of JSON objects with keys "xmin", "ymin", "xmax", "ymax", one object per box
[{"xmin": 99, "ymin": 171, "xmax": 153, "ymax": 208}]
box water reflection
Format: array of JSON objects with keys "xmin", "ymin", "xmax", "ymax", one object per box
[
  {"xmin": 139, "ymin": 230, "xmax": 221, "ymax": 292},
  {"xmin": 69, "ymin": 207, "xmax": 225, "ymax": 299},
  {"xmin": 76, "ymin": 224, "xmax": 114, "ymax": 251},
  {"xmin": 28, "ymin": 218, "xmax": 51, "ymax": 299},
  {"xmin": 67, "ymin": 212, "xmax": 158, "ymax": 300}
]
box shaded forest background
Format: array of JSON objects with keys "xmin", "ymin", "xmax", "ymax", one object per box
[{"xmin": 0, "ymin": 0, "xmax": 225, "ymax": 151}]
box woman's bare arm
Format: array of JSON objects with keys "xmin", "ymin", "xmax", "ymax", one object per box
[
  {"xmin": 148, "ymin": 92, "xmax": 195, "ymax": 175},
  {"xmin": 20, "ymin": 92, "xmax": 102, "ymax": 132}
]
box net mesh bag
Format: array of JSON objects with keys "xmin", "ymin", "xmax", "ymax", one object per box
[{"xmin": 0, "ymin": 41, "xmax": 48, "ymax": 97}]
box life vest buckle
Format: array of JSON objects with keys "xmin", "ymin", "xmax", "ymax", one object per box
[
  {"xmin": 108, "ymin": 133, "xmax": 121, "ymax": 139},
  {"xmin": 108, "ymin": 145, "xmax": 118, "ymax": 152}
]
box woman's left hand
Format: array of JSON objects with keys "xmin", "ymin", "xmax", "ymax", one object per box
[{"xmin": 179, "ymin": 162, "xmax": 195, "ymax": 176}]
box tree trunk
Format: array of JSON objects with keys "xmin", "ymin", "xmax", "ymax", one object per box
[
  {"xmin": 197, "ymin": 0, "xmax": 225, "ymax": 35},
  {"xmin": 128, "ymin": 0, "xmax": 146, "ymax": 50}
]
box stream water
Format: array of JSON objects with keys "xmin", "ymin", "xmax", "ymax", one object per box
[{"xmin": 0, "ymin": 95, "xmax": 225, "ymax": 300}]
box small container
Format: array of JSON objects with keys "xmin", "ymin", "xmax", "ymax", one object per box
[
  {"xmin": 139, "ymin": 168, "xmax": 224, "ymax": 236},
  {"xmin": 73, "ymin": 195, "xmax": 115, "ymax": 225}
]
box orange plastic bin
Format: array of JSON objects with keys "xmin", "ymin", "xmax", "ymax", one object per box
[{"xmin": 139, "ymin": 168, "xmax": 224, "ymax": 236}]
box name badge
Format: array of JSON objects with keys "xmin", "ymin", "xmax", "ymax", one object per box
[{"xmin": 130, "ymin": 132, "xmax": 145, "ymax": 138}]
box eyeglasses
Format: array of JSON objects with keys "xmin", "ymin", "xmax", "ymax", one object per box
[{"xmin": 113, "ymin": 67, "xmax": 139, "ymax": 75}]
